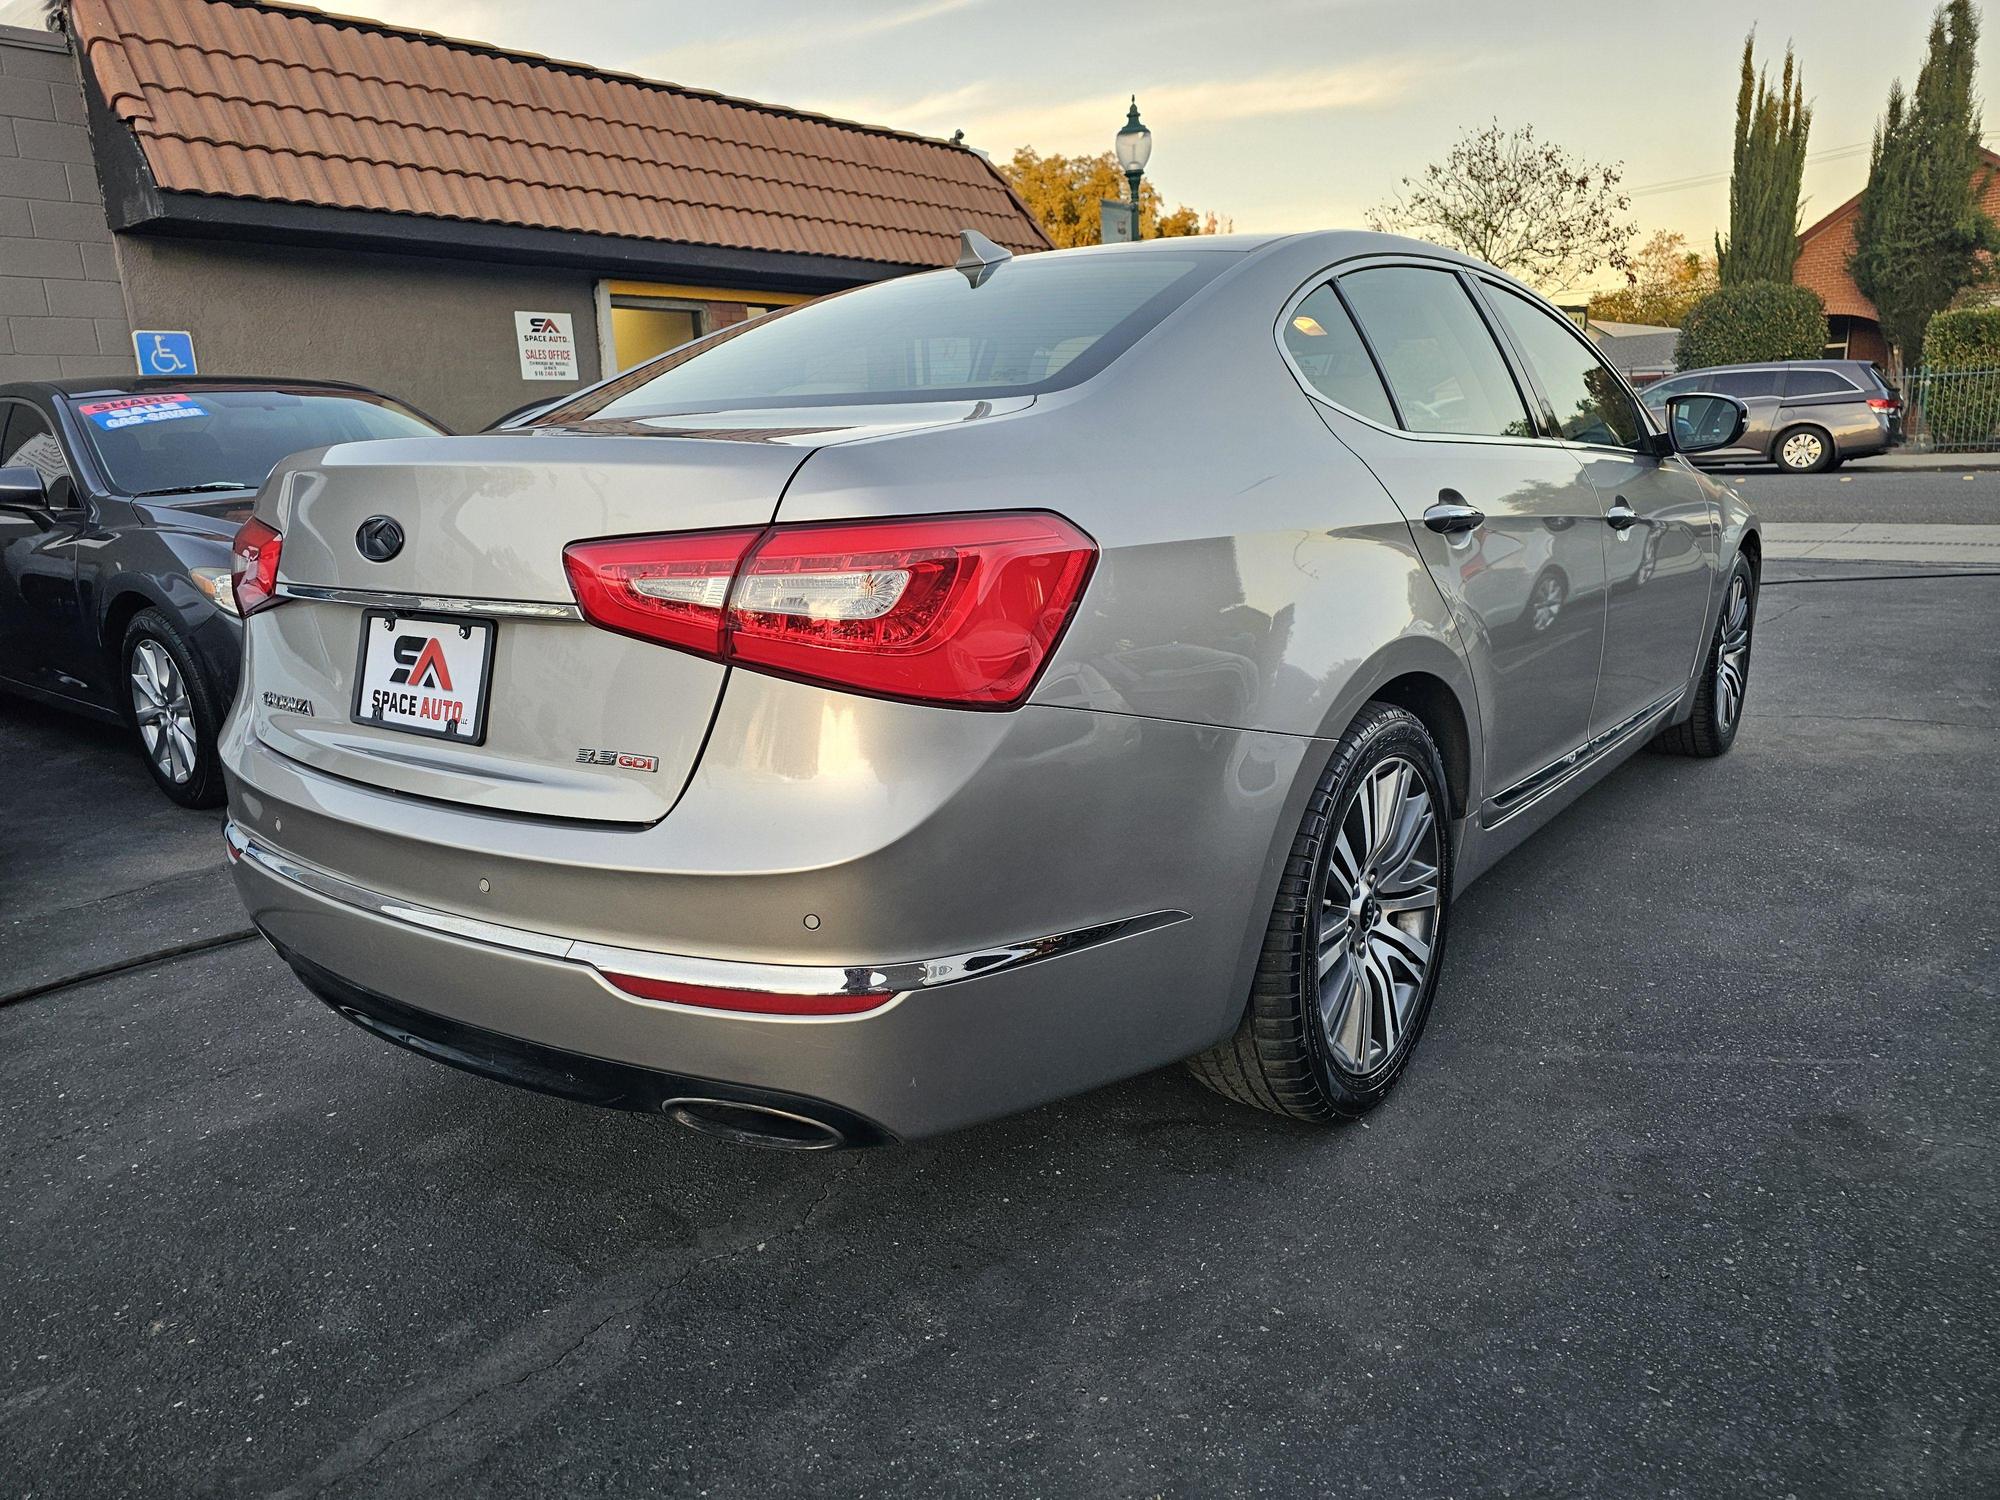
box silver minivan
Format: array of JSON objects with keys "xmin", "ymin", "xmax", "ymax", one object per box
[
  {"xmin": 1641, "ymin": 359, "xmax": 1902, "ymax": 472},
  {"xmin": 222, "ymin": 232, "xmax": 1761, "ymax": 1147}
]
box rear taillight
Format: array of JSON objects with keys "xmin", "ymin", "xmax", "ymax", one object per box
[
  {"xmin": 564, "ymin": 511, "xmax": 1096, "ymax": 708},
  {"xmin": 229, "ymin": 517, "xmax": 285, "ymax": 617},
  {"xmin": 560, "ymin": 527, "xmax": 761, "ymax": 655},
  {"xmin": 1867, "ymin": 397, "xmax": 1901, "ymax": 412}
]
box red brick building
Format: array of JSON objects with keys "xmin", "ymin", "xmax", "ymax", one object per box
[{"xmin": 1794, "ymin": 146, "xmax": 2000, "ymax": 369}]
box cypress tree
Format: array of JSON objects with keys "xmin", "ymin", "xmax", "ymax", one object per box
[
  {"xmin": 1850, "ymin": 0, "xmax": 2000, "ymax": 366},
  {"xmin": 1717, "ymin": 34, "xmax": 1812, "ymax": 285}
]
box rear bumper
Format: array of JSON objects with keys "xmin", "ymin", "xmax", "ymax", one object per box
[
  {"xmin": 227, "ymin": 815, "xmax": 1219, "ymax": 1141},
  {"xmin": 220, "ymin": 665, "xmax": 1318, "ymax": 1138},
  {"xmin": 275, "ymin": 939, "xmax": 898, "ymax": 1145}
]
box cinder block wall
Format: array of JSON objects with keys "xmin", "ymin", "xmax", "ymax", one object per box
[{"xmin": 0, "ymin": 23, "xmax": 132, "ymax": 380}]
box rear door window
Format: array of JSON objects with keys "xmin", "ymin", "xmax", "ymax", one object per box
[
  {"xmin": 1281, "ymin": 284, "xmax": 1397, "ymax": 426},
  {"xmin": 1338, "ymin": 266, "xmax": 1535, "ymax": 438},
  {"xmin": 1783, "ymin": 369, "xmax": 1860, "ymax": 398}
]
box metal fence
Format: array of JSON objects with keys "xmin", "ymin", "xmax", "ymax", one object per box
[{"xmin": 1902, "ymin": 365, "xmax": 2000, "ymax": 452}]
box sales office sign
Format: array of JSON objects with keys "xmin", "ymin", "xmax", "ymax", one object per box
[{"xmin": 514, "ymin": 310, "xmax": 579, "ymax": 380}]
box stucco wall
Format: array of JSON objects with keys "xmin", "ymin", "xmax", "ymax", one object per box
[
  {"xmin": 0, "ymin": 24, "xmax": 133, "ymax": 381},
  {"xmin": 112, "ymin": 236, "xmax": 602, "ymax": 432}
]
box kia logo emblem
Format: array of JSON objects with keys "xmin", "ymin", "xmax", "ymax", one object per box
[{"xmin": 355, "ymin": 515, "xmax": 404, "ymax": 563}]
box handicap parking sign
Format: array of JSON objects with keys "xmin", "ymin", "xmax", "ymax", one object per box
[{"xmin": 132, "ymin": 330, "xmax": 197, "ymax": 377}]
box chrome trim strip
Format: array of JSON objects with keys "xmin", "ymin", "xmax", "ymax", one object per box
[
  {"xmin": 1485, "ymin": 687, "xmax": 1683, "ymax": 824},
  {"xmin": 225, "ymin": 823, "xmax": 1188, "ymax": 1009},
  {"xmin": 276, "ymin": 582, "xmax": 582, "ymax": 621}
]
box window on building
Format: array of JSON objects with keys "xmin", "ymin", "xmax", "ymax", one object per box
[
  {"xmin": 1282, "ymin": 284, "xmax": 1396, "ymax": 426},
  {"xmin": 609, "ymin": 297, "xmax": 707, "ymax": 372}
]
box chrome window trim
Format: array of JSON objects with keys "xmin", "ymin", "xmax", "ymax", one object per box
[
  {"xmin": 275, "ymin": 582, "xmax": 583, "ymax": 621},
  {"xmin": 225, "ymin": 823, "xmax": 1188, "ymax": 1024}
]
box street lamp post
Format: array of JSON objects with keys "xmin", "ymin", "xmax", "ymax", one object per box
[{"xmin": 1114, "ymin": 96, "xmax": 1152, "ymax": 241}]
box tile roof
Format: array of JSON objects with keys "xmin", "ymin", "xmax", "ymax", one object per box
[
  {"xmin": 70, "ymin": 0, "xmax": 1050, "ymax": 268},
  {"xmin": 1794, "ymin": 146, "xmax": 2000, "ymax": 322}
]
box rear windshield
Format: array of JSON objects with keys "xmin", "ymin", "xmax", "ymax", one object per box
[
  {"xmin": 68, "ymin": 388, "xmax": 440, "ymax": 496},
  {"xmin": 553, "ymin": 250, "xmax": 1231, "ymax": 421}
]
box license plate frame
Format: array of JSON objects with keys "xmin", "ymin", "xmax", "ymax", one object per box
[{"xmin": 350, "ymin": 609, "xmax": 497, "ymax": 746}]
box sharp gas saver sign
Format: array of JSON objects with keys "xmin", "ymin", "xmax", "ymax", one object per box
[{"xmin": 514, "ymin": 310, "xmax": 579, "ymax": 380}]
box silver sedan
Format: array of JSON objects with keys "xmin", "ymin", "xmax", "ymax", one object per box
[{"xmin": 221, "ymin": 231, "xmax": 1760, "ymax": 1147}]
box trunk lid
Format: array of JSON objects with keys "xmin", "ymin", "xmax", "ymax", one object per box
[{"xmin": 246, "ymin": 431, "xmax": 813, "ymax": 823}]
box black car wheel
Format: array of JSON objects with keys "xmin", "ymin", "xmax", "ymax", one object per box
[
  {"xmin": 1189, "ymin": 703, "xmax": 1451, "ymax": 1120},
  {"xmin": 122, "ymin": 608, "xmax": 226, "ymax": 808},
  {"xmin": 1651, "ymin": 553, "xmax": 1756, "ymax": 758}
]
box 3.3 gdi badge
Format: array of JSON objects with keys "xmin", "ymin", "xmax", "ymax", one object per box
[{"xmin": 355, "ymin": 515, "xmax": 404, "ymax": 562}]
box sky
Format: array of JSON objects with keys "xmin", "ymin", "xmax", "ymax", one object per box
[{"xmin": 11, "ymin": 0, "xmax": 1997, "ymax": 292}]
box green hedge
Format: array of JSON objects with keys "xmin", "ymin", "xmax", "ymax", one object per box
[
  {"xmin": 1675, "ymin": 282, "xmax": 1826, "ymax": 370},
  {"xmin": 1920, "ymin": 307, "xmax": 2000, "ymax": 444},
  {"xmin": 1923, "ymin": 306, "xmax": 2000, "ymax": 367}
]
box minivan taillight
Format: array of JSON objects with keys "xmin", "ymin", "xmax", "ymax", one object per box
[
  {"xmin": 564, "ymin": 512, "xmax": 1096, "ymax": 708},
  {"xmin": 1867, "ymin": 397, "xmax": 1901, "ymax": 412},
  {"xmin": 229, "ymin": 517, "xmax": 285, "ymax": 617}
]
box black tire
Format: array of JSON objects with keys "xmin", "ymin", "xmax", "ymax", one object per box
[
  {"xmin": 1650, "ymin": 552, "xmax": 1756, "ymax": 759},
  {"xmin": 1189, "ymin": 703, "xmax": 1452, "ymax": 1121},
  {"xmin": 1774, "ymin": 423, "xmax": 1835, "ymax": 474},
  {"xmin": 120, "ymin": 607, "xmax": 227, "ymax": 808}
]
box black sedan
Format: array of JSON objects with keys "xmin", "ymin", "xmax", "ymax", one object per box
[{"xmin": 0, "ymin": 378, "xmax": 443, "ymax": 806}]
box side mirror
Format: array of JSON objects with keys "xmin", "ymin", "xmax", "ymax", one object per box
[
  {"xmin": 1664, "ymin": 392, "xmax": 1748, "ymax": 455},
  {"xmin": 0, "ymin": 465, "xmax": 50, "ymax": 516}
]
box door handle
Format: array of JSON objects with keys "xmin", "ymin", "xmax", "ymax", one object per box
[
  {"xmin": 1605, "ymin": 499, "xmax": 1640, "ymax": 531},
  {"xmin": 1423, "ymin": 493, "xmax": 1484, "ymax": 535}
]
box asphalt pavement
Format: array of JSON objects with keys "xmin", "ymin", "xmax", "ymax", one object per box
[{"xmin": 2, "ymin": 557, "xmax": 1995, "ymax": 1498}]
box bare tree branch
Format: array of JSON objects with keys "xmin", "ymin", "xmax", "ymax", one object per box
[{"xmin": 1367, "ymin": 122, "xmax": 1634, "ymax": 294}]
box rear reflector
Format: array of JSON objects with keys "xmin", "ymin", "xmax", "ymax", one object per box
[
  {"xmin": 229, "ymin": 516, "xmax": 286, "ymax": 617},
  {"xmin": 600, "ymin": 970, "xmax": 892, "ymax": 1016},
  {"xmin": 564, "ymin": 511, "xmax": 1095, "ymax": 708}
]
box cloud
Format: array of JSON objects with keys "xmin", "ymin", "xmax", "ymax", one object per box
[
  {"xmin": 811, "ymin": 57, "xmax": 1441, "ymax": 152},
  {"xmin": 648, "ymin": 0, "xmax": 983, "ymax": 83}
]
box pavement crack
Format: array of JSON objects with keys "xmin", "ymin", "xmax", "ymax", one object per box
[{"xmin": 0, "ymin": 930, "xmax": 259, "ymax": 1008}]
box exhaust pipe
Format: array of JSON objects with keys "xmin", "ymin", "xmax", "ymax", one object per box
[{"xmin": 664, "ymin": 1097, "xmax": 848, "ymax": 1151}]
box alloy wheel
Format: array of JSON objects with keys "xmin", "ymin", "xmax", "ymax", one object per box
[
  {"xmin": 131, "ymin": 638, "xmax": 199, "ymax": 784},
  {"xmin": 1780, "ymin": 430, "xmax": 1824, "ymax": 471},
  {"xmin": 1715, "ymin": 572, "xmax": 1752, "ymax": 732},
  {"xmin": 1318, "ymin": 756, "xmax": 1442, "ymax": 1076}
]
